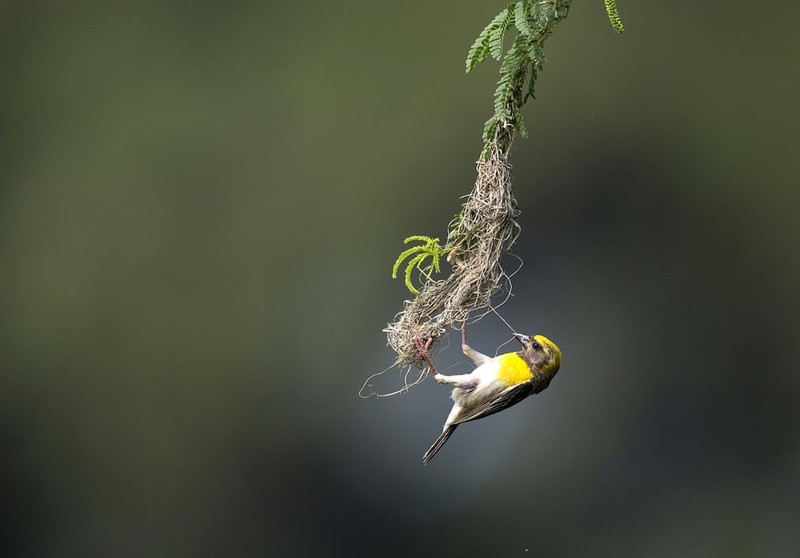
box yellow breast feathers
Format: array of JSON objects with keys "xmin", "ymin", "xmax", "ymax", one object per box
[{"xmin": 495, "ymin": 353, "xmax": 533, "ymax": 386}]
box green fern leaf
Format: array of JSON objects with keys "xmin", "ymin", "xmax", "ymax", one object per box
[
  {"xmin": 392, "ymin": 246, "xmax": 423, "ymax": 279},
  {"xmin": 488, "ymin": 5, "xmax": 514, "ymax": 60},
  {"xmin": 524, "ymin": 64, "xmax": 538, "ymax": 102},
  {"xmin": 403, "ymin": 235, "xmax": 435, "ymax": 244},
  {"xmin": 528, "ymin": 42, "xmax": 546, "ymax": 70},
  {"xmin": 466, "ymin": 32, "xmax": 491, "ymax": 73},
  {"xmin": 483, "ymin": 115, "xmax": 499, "ymax": 141},
  {"xmin": 493, "ymin": 36, "xmax": 526, "ymax": 111},
  {"xmin": 513, "ymin": 2, "xmax": 532, "ymax": 37},
  {"xmin": 516, "ymin": 112, "xmax": 528, "ymax": 137},
  {"xmin": 469, "ymin": 0, "xmax": 578, "ymax": 142},
  {"xmin": 605, "ymin": 0, "xmax": 624, "ymax": 34},
  {"xmin": 404, "ymin": 253, "xmax": 429, "ymax": 295},
  {"xmin": 466, "ymin": 7, "xmax": 511, "ymax": 72}
]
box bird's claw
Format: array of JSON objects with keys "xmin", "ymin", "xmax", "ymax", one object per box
[
  {"xmin": 412, "ymin": 330, "xmax": 438, "ymax": 376},
  {"xmin": 412, "ymin": 331, "xmax": 432, "ymax": 357}
]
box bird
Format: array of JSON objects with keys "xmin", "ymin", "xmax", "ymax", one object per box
[{"xmin": 414, "ymin": 327, "xmax": 562, "ymax": 464}]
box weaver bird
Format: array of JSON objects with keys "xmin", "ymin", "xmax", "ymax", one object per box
[{"xmin": 414, "ymin": 327, "xmax": 562, "ymax": 464}]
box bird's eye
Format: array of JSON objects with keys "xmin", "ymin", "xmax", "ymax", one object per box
[{"xmin": 532, "ymin": 341, "xmax": 542, "ymax": 351}]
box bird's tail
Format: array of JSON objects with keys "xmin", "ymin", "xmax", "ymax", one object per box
[{"xmin": 422, "ymin": 424, "xmax": 458, "ymax": 465}]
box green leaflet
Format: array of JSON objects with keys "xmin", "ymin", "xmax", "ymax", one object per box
[
  {"xmin": 391, "ymin": 236, "xmax": 450, "ymax": 295},
  {"xmin": 466, "ymin": 1, "xmax": 573, "ymax": 142},
  {"xmin": 466, "ymin": 8, "xmax": 512, "ymax": 72},
  {"xmin": 605, "ymin": 0, "xmax": 624, "ymax": 34}
]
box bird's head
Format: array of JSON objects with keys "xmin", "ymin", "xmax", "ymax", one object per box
[{"xmin": 514, "ymin": 333, "xmax": 562, "ymax": 376}]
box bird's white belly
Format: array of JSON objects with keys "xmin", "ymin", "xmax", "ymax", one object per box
[{"xmin": 448, "ymin": 358, "xmax": 508, "ymax": 418}]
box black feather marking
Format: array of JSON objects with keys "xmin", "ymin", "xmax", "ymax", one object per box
[
  {"xmin": 453, "ymin": 375, "xmax": 552, "ymax": 425},
  {"xmin": 422, "ymin": 425, "xmax": 458, "ymax": 464}
]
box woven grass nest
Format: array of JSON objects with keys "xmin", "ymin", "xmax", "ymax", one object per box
[{"xmin": 384, "ymin": 137, "xmax": 521, "ymax": 375}]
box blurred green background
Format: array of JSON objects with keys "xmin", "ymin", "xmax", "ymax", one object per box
[{"xmin": 2, "ymin": 2, "xmax": 799, "ymax": 556}]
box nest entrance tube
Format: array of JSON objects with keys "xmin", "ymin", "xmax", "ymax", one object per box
[{"xmin": 384, "ymin": 134, "xmax": 520, "ymax": 369}]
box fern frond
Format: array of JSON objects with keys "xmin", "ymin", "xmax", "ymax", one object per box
[
  {"xmin": 466, "ymin": 7, "xmax": 512, "ymax": 72},
  {"xmin": 483, "ymin": 115, "xmax": 498, "ymax": 141},
  {"xmin": 404, "ymin": 253, "xmax": 428, "ymax": 295},
  {"xmin": 605, "ymin": 0, "xmax": 624, "ymax": 34},
  {"xmin": 403, "ymin": 235, "xmax": 435, "ymax": 244},
  {"xmin": 513, "ymin": 2, "xmax": 532, "ymax": 37},
  {"xmin": 488, "ymin": 6, "xmax": 514, "ymax": 60},
  {"xmin": 528, "ymin": 42, "xmax": 546, "ymax": 70},
  {"xmin": 524, "ymin": 65, "xmax": 537, "ymax": 103},
  {"xmin": 516, "ymin": 110, "xmax": 528, "ymax": 137},
  {"xmin": 473, "ymin": 0, "xmax": 576, "ymax": 142},
  {"xmin": 392, "ymin": 246, "xmax": 423, "ymax": 279},
  {"xmin": 490, "ymin": 33, "xmax": 528, "ymax": 130},
  {"xmin": 465, "ymin": 31, "xmax": 491, "ymax": 73},
  {"xmin": 391, "ymin": 235, "xmax": 450, "ymax": 295}
]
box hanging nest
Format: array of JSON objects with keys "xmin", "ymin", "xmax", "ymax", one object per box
[
  {"xmin": 366, "ymin": 1, "xmax": 581, "ymax": 398},
  {"xmin": 384, "ymin": 135, "xmax": 520, "ymax": 370}
]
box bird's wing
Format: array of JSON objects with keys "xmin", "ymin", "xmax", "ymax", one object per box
[{"xmin": 453, "ymin": 376, "xmax": 552, "ymax": 425}]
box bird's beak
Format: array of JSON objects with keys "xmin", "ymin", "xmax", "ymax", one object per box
[{"xmin": 514, "ymin": 333, "xmax": 529, "ymax": 346}]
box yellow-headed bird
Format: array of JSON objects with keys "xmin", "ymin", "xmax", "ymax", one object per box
[{"xmin": 420, "ymin": 331, "xmax": 562, "ymax": 464}]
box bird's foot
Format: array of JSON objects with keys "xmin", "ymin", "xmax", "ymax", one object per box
[{"xmin": 412, "ymin": 331, "xmax": 438, "ymax": 376}]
